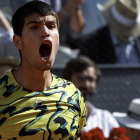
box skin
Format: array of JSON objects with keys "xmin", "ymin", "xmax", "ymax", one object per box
[
  {"xmin": 57, "ymin": 0, "xmax": 84, "ymax": 32},
  {"xmin": 0, "ymin": 65, "xmax": 13, "ymax": 77},
  {"xmin": 71, "ymin": 66, "xmax": 97, "ymax": 99},
  {"xmin": 13, "ymin": 13, "xmax": 59, "ymax": 92},
  {"xmin": 0, "ymin": 10, "xmax": 11, "ymax": 31}
]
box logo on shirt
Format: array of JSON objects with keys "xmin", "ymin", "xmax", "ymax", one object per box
[{"xmin": 35, "ymin": 98, "xmax": 49, "ymax": 104}]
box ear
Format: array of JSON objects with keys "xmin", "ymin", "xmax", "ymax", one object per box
[{"xmin": 13, "ymin": 34, "xmax": 22, "ymax": 49}]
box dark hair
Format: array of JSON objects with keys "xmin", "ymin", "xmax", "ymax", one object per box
[
  {"xmin": 63, "ymin": 56, "xmax": 101, "ymax": 83},
  {"xmin": 12, "ymin": 1, "xmax": 59, "ymax": 37}
]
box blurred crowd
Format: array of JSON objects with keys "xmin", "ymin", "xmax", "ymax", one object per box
[
  {"xmin": 1, "ymin": 0, "xmax": 140, "ymax": 65},
  {"xmin": 0, "ymin": 0, "xmax": 140, "ymax": 140}
]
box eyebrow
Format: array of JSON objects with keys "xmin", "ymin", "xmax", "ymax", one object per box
[{"xmin": 26, "ymin": 20, "xmax": 57, "ymax": 26}]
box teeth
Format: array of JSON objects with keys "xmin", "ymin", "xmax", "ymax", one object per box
[{"xmin": 42, "ymin": 57, "xmax": 49, "ymax": 61}]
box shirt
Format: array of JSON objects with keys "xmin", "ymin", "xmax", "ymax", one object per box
[{"xmin": 0, "ymin": 71, "xmax": 86, "ymax": 140}]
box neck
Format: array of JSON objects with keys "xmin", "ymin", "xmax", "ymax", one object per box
[
  {"xmin": 13, "ymin": 64, "xmax": 52, "ymax": 92},
  {"xmin": 85, "ymin": 101, "xmax": 92, "ymax": 119}
]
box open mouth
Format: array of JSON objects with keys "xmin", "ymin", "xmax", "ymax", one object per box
[{"xmin": 39, "ymin": 43, "xmax": 52, "ymax": 61}]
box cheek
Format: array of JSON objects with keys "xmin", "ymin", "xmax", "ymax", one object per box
[
  {"xmin": 52, "ymin": 33, "xmax": 59, "ymax": 53},
  {"xmin": 22, "ymin": 34, "xmax": 36, "ymax": 51},
  {"xmin": 25, "ymin": 35, "xmax": 36, "ymax": 45},
  {"xmin": 22, "ymin": 30, "xmax": 37, "ymax": 45},
  {"xmin": 91, "ymin": 83, "xmax": 96, "ymax": 90},
  {"xmin": 53, "ymin": 31, "xmax": 59, "ymax": 44}
]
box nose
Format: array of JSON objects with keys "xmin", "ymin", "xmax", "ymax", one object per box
[
  {"xmin": 40, "ymin": 25, "xmax": 50, "ymax": 38},
  {"xmin": 86, "ymin": 80, "xmax": 91, "ymax": 87},
  {"xmin": 82, "ymin": 80, "xmax": 91, "ymax": 88}
]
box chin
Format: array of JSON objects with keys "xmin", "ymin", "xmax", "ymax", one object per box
[
  {"xmin": 35, "ymin": 63, "xmax": 52, "ymax": 71},
  {"xmin": 44, "ymin": 64, "xmax": 52, "ymax": 71}
]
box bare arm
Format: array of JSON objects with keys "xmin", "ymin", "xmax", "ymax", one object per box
[
  {"xmin": 57, "ymin": 0, "xmax": 84, "ymax": 32},
  {"xmin": 77, "ymin": 138, "xmax": 80, "ymax": 140},
  {"xmin": 70, "ymin": 6, "xmax": 84, "ymax": 32},
  {"xmin": 0, "ymin": 10, "xmax": 11, "ymax": 31}
]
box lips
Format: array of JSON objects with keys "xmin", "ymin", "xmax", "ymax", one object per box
[{"xmin": 39, "ymin": 41, "xmax": 52, "ymax": 61}]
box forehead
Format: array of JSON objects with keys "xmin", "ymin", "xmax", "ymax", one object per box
[
  {"xmin": 80, "ymin": 67, "xmax": 96, "ymax": 76},
  {"xmin": 24, "ymin": 13, "xmax": 57, "ymax": 24}
]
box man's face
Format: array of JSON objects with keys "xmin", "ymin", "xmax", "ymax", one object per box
[
  {"xmin": 71, "ymin": 67, "xmax": 97, "ymax": 99},
  {"xmin": 112, "ymin": 28, "xmax": 134, "ymax": 42},
  {"xmin": 14, "ymin": 13, "xmax": 59, "ymax": 71},
  {"xmin": 110, "ymin": 23, "xmax": 134, "ymax": 42}
]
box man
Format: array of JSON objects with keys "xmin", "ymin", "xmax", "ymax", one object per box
[
  {"xmin": 11, "ymin": 0, "xmax": 84, "ymax": 48},
  {"xmin": 0, "ymin": 56, "xmax": 19, "ymax": 77},
  {"xmin": 63, "ymin": 56, "xmax": 119, "ymax": 138},
  {"xmin": 0, "ymin": 1, "xmax": 86, "ymax": 140},
  {"xmin": 75, "ymin": 0, "xmax": 140, "ymax": 64},
  {"xmin": 113, "ymin": 98, "xmax": 140, "ymax": 140}
]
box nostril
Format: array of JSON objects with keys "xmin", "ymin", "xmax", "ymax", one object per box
[{"xmin": 40, "ymin": 31, "xmax": 50, "ymax": 38}]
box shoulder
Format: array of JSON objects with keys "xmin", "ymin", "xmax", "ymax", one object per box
[
  {"xmin": 52, "ymin": 74, "xmax": 78, "ymax": 92},
  {"xmin": 96, "ymin": 108, "xmax": 111, "ymax": 115},
  {"xmin": 0, "ymin": 72, "xmax": 12, "ymax": 101},
  {"xmin": 94, "ymin": 108, "xmax": 113, "ymax": 118},
  {"xmin": 94, "ymin": 108, "xmax": 118, "ymax": 123},
  {"xmin": 96, "ymin": 108, "xmax": 118, "ymax": 123},
  {"xmin": 52, "ymin": 74, "xmax": 84, "ymax": 99},
  {"xmin": 0, "ymin": 72, "xmax": 12, "ymax": 89},
  {"xmin": 0, "ymin": 71, "xmax": 20, "ymax": 99},
  {"xmin": 53, "ymin": 74, "xmax": 85, "ymax": 106}
]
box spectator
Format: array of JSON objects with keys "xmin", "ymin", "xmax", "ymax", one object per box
[
  {"xmin": 60, "ymin": 0, "xmax": 106, "ymax": 49},
  {"xmin": 0, "ymin": 56, "xmax": 19, "ymax": 77},
  {"xmin": 63, "ymin": 56, "xmax": 119, "ymax": 138},
  {"xmin": 113, "ymin": 98, "xmax": 140, "ymax": 140},
  {"xmin": 0, "ymin": 9, "xmax": 20, "ymax": 60},
  {"xmin": 57, "ymin": 0, "xmax": 85, "ymax": 48},
  {"xmin": 75, "ymin": 0, "xmax": 140, "ymax": 64},
  {"xmin": 0, "ymin": 1, "xmax": 86, "ymax": 140}
]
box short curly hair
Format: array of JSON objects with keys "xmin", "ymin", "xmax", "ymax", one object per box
[{"xmin": 63, "ymin": 56, "xmax": 101, "ymax": 83}]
